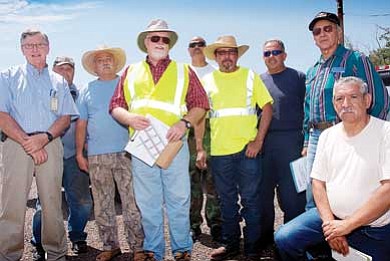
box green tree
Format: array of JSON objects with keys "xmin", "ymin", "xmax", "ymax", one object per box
[{"xmin": 369, "ymin": 26, "xmax": 390, "ymax": 66}]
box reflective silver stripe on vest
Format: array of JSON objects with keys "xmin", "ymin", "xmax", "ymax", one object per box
[
  {"xmin": 128, "ymin": 62, "xmax": 187, "ymax": 116},
  {"xmin": 209, "ymin": 70, "xmax": 256, "ymax": 118}
]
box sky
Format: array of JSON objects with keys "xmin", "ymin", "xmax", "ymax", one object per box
[{"xmin": 0, "ymin": 0, "xmax": 389, "ymax": 87}]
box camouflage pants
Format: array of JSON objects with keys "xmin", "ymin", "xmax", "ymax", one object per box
[
  {"xmin": 88, "ymin": 152, "xmax": 144, "ymax": 252},
  {"xmin": 188, "ymin": 121, "xmax": 222, "ymax": 230}
]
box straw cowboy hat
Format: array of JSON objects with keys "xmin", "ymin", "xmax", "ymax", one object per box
[
  {"xmin": 81, "ymin": 45, "xmax": 126, "ymax": 76},
  {"xmin": 137, "ymin": 19, "xmax": 178, "ymax": 53},
  {"xmin": 204, "ymin": 35, "xmax": 249, "ymax": 60}
]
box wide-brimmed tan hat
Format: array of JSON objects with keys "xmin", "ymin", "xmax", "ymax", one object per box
[
  {"xmin": 137, "ymin": 19, "xmax": 178, "ymax": 53},
  {"xmin": 81, "ymin": 45, "xmax": 126, "ymax": 76},
  {"xmin": 204, "ymin": 35, "xmax": 249, "ymax": 60}
]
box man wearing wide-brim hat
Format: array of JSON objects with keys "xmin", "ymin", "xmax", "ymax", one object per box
[
  {"xmin": 202, "ymin": 35, "xmax": 273, "ymax": 261},
  {"xmin": 109, "ymin": 19, "xmax": 209, "ymax": 261},
  {"xmin": 76, "ymin": 45, "xmax": 144, "ymax": 261}
]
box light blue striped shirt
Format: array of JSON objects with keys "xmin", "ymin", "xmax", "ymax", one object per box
[{"xmin": 0, "ymin": 63, "xmax": 79, "ymax": 133}]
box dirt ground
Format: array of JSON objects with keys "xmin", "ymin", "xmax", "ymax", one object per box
[{"xmin": 20, "ymin": 179, "xmax": 284, "ymax": 261}]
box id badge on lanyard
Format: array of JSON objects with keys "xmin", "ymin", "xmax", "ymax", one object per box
[{"xmin": 50, "ymin": 89, "xmax": 58, "ymax": 112}]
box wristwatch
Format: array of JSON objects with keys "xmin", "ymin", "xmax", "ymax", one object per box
[
  {"xmin": 180, "ymin": 118, "xmax": 192, "ymax": 129},
  {"xmin": 45, "ymin": 131, "xmax": 54, "ymax": 142}
]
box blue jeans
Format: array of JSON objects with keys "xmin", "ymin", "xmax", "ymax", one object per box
[
  {"xmin": 305, "ymin": 129, "xmax": 321, "ymax": 210},
  {"xmin": 132, "ymin": 141, "xmax": 192, "ymax": 261},
  {"xmin": 261, "ymin": 131, "xmax": 306, "ymax": 242},
  {"xmin": 211, "ymin": 147, "xmax": 262, "ymax": 255},
  {"xmin": 275, "ymin": 208, "xmax": 390, "ymax": 261},
  {"xmin": 32, "ymin": 156, "xmax": 92, "ymax": 244}
]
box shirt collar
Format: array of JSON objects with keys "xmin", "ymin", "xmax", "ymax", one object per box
[
  {"xmin": 316, "ymin": 44, "xmax": 346, "ymax": 65},
  {"xmin": 26, "ymin": 62, "xmax": 49, "ymax": 76}
]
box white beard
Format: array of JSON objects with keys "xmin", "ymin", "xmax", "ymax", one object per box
[{"xmin": 149, "ymin": 48, "xmax": 168, "ymax": 60}]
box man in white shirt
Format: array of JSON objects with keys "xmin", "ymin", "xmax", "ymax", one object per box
[
  {"xmin": 187, "ymin": 36, "xmax": 222, "ymax": 242},
  {"xmin": 275, "ymin": 76, "xmax": 390, "ymax": 260}
]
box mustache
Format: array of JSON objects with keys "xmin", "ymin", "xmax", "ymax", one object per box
[
  {"xmin": 222, "ymin": 59, "xmax": 233, "ymax": 63},
  {"xmin": 339, "ymin": 108, "xmax": 355, "ymax": 114}
]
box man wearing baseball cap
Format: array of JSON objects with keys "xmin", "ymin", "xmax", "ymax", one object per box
[
  {"xmin": 31, "ymin": 56, "xmax": 93, "ymax": 260},
  {"xmin": 274, "ymin": 11, "xmax": 389, "ymax": 260},
  {"xmin": 110, "ymin": 19, "xmax": 209, "ymax": 261},
  {"xmin": 302, "ymin": 12, "xmax": 389, "ymax": 210}
]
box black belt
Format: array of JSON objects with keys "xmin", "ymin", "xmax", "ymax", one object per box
[
  {"xmin": 0, "ymin": 131, "xmax": 46, "ymax": 142},
  {"xmin": 309, "ymin": 121, "xmax": 336, "ymax": 130}
]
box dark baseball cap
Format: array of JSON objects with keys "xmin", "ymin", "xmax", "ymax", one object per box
[
  {"xmin": 309, "ymin": 12, "xmax": 340, "ymax": 31},
  {"xmin": 53, "ymin": 56, "xmax": 75, "ymax": 68}
]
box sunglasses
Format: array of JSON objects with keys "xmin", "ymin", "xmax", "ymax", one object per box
[
  {"xmin": 148, "ymin": 35, "xmax": 171, "ymax": 45},
  {"xmin": 215, "ymin": 49, "xmax": 238, "ymax": 56},
  {"xmin": 189, "ymin": 41, "xmax": 206, "ymax": 48},
  {"xmin": 312, "ymin": 25, "xmax": 334, "ymax": 36},
  {"xmin": 263, "ymin": 50, "xmax": 284, "ymax": 57}
]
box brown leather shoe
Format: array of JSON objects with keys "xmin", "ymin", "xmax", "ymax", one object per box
[
  {"xmin": 210, "ymin": 246, "xmax": 240, "ymax": 261},
  {"xmin": 174, "ymin": 251, "xmax": 191, "ymax": 261},
  {"xmin": 95, "ymin": 248, "xmax": 121, "ymax": 261},
  {"xmin": 133, "ymin": 250, "xmax": 158, "ymax": 261}
]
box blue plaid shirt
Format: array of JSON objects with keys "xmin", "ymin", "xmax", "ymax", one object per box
[{"xmin": 303, "ymin": 45, "xmax": 389, "ymax": 146}]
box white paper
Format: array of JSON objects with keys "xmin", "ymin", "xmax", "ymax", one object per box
[
  {"xmin": 289, "ymin": 156, "xmax": 309, "ymax": 193},
  {"xmin": 124, "ymin": 114, "xmax": 169, "ymax": 167},
  {"xmin": 332, "ymin": 247, "xmax": 372, "ymax": 261}
]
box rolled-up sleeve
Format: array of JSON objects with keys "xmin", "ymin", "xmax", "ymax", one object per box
[
  {"xmin": 109, "ymin": 66, "xmax": 129, "ymax": 113},
  {"xmin": 0, "ymin": 70, "xmax": 11, "ymax": 113}
]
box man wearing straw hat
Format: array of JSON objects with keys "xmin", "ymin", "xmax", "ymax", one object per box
[
  {"xmin": 110, "ymin": 19, "xmax": 209, "ymax": 261},
  {"xmin": 203, "ymin": 35, "xmax": 273, "ymax": 260},
  {"xmin": 76, "ymin": 46, "xmax": 144, "ymax": 261}
]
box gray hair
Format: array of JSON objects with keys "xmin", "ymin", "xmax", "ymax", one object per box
[
  {"xmin": 20, "ymin": 28, "xmax": 49, "ymax": 45},
  {"xmin": 333, "ymin": 76, "xmax": 369, "ymax": 95},
  {"xmin": 263, "ymin": 39, "xmax": 285, "ymax": 51}
]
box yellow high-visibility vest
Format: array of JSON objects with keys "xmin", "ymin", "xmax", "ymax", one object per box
[
  {"xmin": 202, "ymin": 67, "xmax": 273, "ymax": 156},
  {"xmin": 124, "ymin": 60, "xmax": 190, "ymax": 134}
]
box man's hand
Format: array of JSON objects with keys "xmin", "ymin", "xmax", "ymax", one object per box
[
  {"xmin": 322, "ymin": 219, "xmax": 353, "ymax": 241},
  {"xmin": 129, "ymin": 114, "xmax": 150, "ymax": 130},
  {"xmin": 245, "ymin": 139, "xmax": 263, "ymax": 158},
  {"xmin": 327, "ymin": 236, "xmax": 349, "ymax": 256},
  {"xmin": 301, "ymin": 147, "xmax": 308, "ymax": 156},
  {"xmin": 195, "ymin": 149, "xmax": 207, "ymax": 169},
  {"xmin": 76, "ymin": 154, "xmax": 89, "ymax": 173},
  {"xmin": 22, "ymin": 133, "xmax": 48, "ymax": 154},
  {"xmin": 166, "ymin": 120, "xmax": 187, "ymax": 142},
  {"xmin": 30, "ymin": 148, "xmax": 48, "ymax": 165}
]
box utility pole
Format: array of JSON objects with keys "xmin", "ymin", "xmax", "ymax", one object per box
[{"xmin": 337, "ymin": 0, "xmax": 344, "ymax": 45}]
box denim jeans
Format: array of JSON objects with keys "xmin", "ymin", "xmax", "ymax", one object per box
[
  {"xmin": 211, "ymin": 147, "xmax": 262, "ymax": 255},
  {"xmin": 261, "ymin": 131, "xmax": 306, "ymax": 242},
  {"xmin": 275, "ymin": 208, "xmax": 390, "ymax": 261},
  {"xmin": 305, "ymin": 129, "xmax": 321, "ymax": 210},
  {"xmin": 32, "ymin": 156, "xmax": 92, "ymax": 244},
  {"xmin": 132, "ymin": 141, "xmax": 192, "ymax": 261}
]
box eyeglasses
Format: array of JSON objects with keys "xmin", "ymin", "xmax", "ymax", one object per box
[
  {"xmin": 189, "ymin": 41, "xmax": 206, "ymax": 48},
  {"xmin": 148, "ymin": 35, "xmax": 171, "ymax": 45},
  {"xmin": 215, "ymin": 49, "xmax": 238, "ymax": 56},
  {"xmin": 263, "ymin": 50, "xmax": 284, "ymax": 57},
  {"xmin": 22, "ymin": 43, "xmax": 48, "ymax": 49},
  {"xmin": 312, "ymin": 25, "xmax": 334, "ymax": 36}
]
